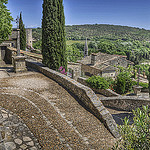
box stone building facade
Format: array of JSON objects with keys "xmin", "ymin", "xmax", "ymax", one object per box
[
  {"xmin": 26, "ymin": 28, "xmax": 33, "ymax": 47},
  {"xmin": 0, "ymin": 28, "xmax": 33, "ymax": 62},
  {"xmin": 78, "ymin": 52, "xmax": 133, "ymax": 78}
]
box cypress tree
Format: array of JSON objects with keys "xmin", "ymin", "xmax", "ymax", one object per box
[
  {"xmin": 42, "ymin": 0, "xmax": 67, "ymax": 70},
  {"xmin": 19, "ymin": 12, "xmax": 26, "ymax": 50}
]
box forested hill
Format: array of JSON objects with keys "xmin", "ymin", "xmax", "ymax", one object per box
[{"xmin": 65, "ymin": 24, "xmax": 150, "ymax": 41}]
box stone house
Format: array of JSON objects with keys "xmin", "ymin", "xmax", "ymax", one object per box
[
  {"xmin": 0, "ymin": 28, "xmax": 33, "ymax": 62},
  {"xmin": 78, "ymin": 52, "xmax": 134, "ymax": 78}
]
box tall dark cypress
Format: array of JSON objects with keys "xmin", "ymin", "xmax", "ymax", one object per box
[
  {"xmin": 42, "ymin": 0, "xmax": 67, "ymax": 70},
  {"xmin": 19, "ymin": 12, "xmax": 26, "ymax": 50},
  {"xmin": 57, "ymin": 0, "xmax": 67, "ymax": 70}
]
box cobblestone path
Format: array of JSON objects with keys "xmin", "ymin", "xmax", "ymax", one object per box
[
  {"xmin": 0, "ymin": 71, "xmax": 116, "ymax": 149},
  {"xmin": 0, "ymin": 107, "xmax": 41, "ymax": 150}
]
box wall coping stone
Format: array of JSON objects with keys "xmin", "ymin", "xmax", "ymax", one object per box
[{"xmin": 25, "ymin": 59, "xmax": 120, "ymax": 138}]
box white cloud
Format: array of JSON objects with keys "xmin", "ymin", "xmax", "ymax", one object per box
[{"xmin": 27, "ymin": 24, "xmax": 38, "ymax": 28}]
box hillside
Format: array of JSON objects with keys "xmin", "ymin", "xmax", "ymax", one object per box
[
  {"xmin": 65, "ymin": 24, "xmax": 150, "ymax": 41},
  {"xmin": 33, "ymin": 24, "xmax": 150, "ymax": 42},
  {"xmin": 32, "ymin": 24, "xmax": 150, "ymax": 64}
]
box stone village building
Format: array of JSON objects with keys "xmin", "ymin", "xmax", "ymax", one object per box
[
  {"xmin": 68, "ymin": 39, "xmax": 134, "ymax": 80},
  {"xmin": 0, "ymin": 28, "xmax": 33, "ymax": 63},
  {"xmin": 78, "ymin": 52, "xmax": 134, "ymax": 78}
]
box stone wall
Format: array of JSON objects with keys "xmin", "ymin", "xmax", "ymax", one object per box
[
  {"xmin": 101, "ymin": 96, "xmax": 150, "ymax": 112},
  {"xmin": 77, "ymin": 77, "xmax": 120, "ymax": 97},
  {"xmin": 102, "ymin": 70, "xmax": 116, "ymax": 78},
  {"xmin": 81, "ymin": 64, "xmax": 102, "ymax": 76},
  {"xmin": 67, "ymin": 62, "xmax": 81, "ymax": 80},
  {"xmin": 5, "ymin": 48, "xmax": 13, "ymax": 64},
  {"xmin": 25, "ymin": 59, "xmax": 120, "ymax": 138}
]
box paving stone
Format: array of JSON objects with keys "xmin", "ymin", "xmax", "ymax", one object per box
[
  {"xmin": 14, "ymin": 138, "xmax": 22, "ymax": 145},
  {"xmin": 23, "ymin": 136, "xmax": 32, "ymax": 142},
  {"xmin": 2, "ymin": 114, "xmax": 8, "ymax": 119},
  {"xmin": 0, "ymin": 107, "xmax": 40, "ymax": 150},
  {"xmin": 27, "ymin": 141, "xmax": 34, "ymax": 146},
  {"xmin": 4, "ymin": 142, "xmax": 16, "ymax": 149},
  {"xmin": 20, "ymin": 144, "xmax": 27, "ymax": 149},
  {"xmin": 29, "ymin": 146, "xmax": 37, "ymax": 150}
]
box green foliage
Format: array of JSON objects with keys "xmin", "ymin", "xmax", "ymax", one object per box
[
  {"xmin": 67, "ymin": 43, "xmax": 84, "ymax": 62},
  {"xmin": 114, "ymin": 72, "xmax": 133, "ymax": 94},
  {"xmin": 42, "ymin": 0, "xmax": 67, "ymax": 70},
  {"xmin": 135, "ymin": 64, "xmax": 150, "ymax": 77},
  {"xmin": 0, "ymin": 0, "xmax": 13, "ymax": 43},
  {"xmin": 19, "ymin": 12, "xmax": 26, "ymax": 50},
  {"xmin": 115, "ymin": 106, "xmax": 150, "ymax": 150},
  {"xmin": 32, "ymin": 24, "xmax": 150, "ymax": 42},
  {"xmin": 33, "ymin": 40, "xmax": 42, "ymax": 50},
  {"xmin": 86, "ymin": 76, "xmax": 109, "ymax": 90},
  {"xmin": 32, "ymin": 27, "xmax": 42, "ymax": 41},
  {"xmin": 132, "ymin": 81, "xmax": 148, "ymax": 89},
  {"xmin": 33, "ymin": 24, "xmax": 150, "ymax": 65},
  {"xmin": 65, "ymin": 24, "xmax": 150, "ymax": 41},
  {"xmin": 104, "ymin": 77, "xmax": 114, "ymax": 90}
]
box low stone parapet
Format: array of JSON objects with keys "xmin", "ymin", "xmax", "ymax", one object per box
[
  {"xmin": 101, "ymin": 96, "xmax": 150, "ymax": 112},
  {"xmin": 25, "ymin": 59, "xmax": 120, "ymax": 138}
]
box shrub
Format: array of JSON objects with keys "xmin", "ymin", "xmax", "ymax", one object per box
[
  {"xmin": 114, "ymin": 71, "xmax": 133, "ymax": 94},
  {"xmin": 86, "ymin": 76, "xmax": 109, "ymax": 89},
  {"xmin": 133, "ymin": 81, "xmax": 148, "ymax": 89},
  {"xmin": 113, "ymin": 106, "xmax": 150, "ymax": 150},
  {"xmin": 104, "ymin": 77, "xmax": 114, "ymax": 89}
]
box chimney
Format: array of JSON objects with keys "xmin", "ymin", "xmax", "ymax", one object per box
[
  {"xmin": 91, "ymin": 53, "xmax": 97, "ymax": 65},
  {"xmin": 84, "ymin": 38, "xmax": 88, "ymax": 57}
]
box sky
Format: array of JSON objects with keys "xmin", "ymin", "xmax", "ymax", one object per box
[{"xmin": 7, "ymin": 0, "xmax": 150, "ymax": 30}]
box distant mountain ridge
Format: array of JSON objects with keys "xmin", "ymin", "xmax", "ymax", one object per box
[
  {"xmin": 65, "ymin": 24, "xmax": 150, "ymax": 41},
  {"xmin": 32, "ymin": 24, "xmax": 150, "ymax": 41}
]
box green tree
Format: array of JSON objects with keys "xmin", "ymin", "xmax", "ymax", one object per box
[
  {"xmin": 57, "ymin": 0, "xmax": 67, "ymax": 69},
  {"xmin": 0, "ymin": 0, "xmax": 13, "ymax": 44},
  {"xmin": 19, "ymin": 12, "xmax": 26, "ymax": 50},
  {"xmin": 86, "ymin": 76, "xmax": 109, "ymax": 90},
  {"xmin": 67, "ymin": 44, "xmax": 83, "ymax": 62},
  {"xmin": 42, "ymin": 0, "xmax": 67, "ymax": 70},
  {"xmin": 114, "ymin": 71, "xmax": 133, "ymax": 94}
]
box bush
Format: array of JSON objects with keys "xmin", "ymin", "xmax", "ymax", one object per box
[
  {"xmin": 113, "ymin": 106, "xmax": 150, "ymax": 150},
  {"xmin": 86, "ymin": 76, "xmax": 109, "ymax": 90},
  {"xmin": 114, "ymin": 72, "xmax": 133, "ymax": 94},
  {"xmin": 133, "ymin": 81, "xmax": 148, "ymax": 89}
]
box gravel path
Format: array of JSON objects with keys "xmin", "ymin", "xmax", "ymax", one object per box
[{"xmin": 0, "ymin": 72, "xmax": 116, "ymax": 149}]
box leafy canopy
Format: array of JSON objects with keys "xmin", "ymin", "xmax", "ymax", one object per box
[
  {"xmin": 86, "ymin": 76, "xmax": 109, "ymax": 90},
  {"xmin": 0, "ymin": 0, "xmax": 13, "ymax": 43},
  {"xmin": 114, "ymin": 71, "xmax": 133, "ymax": 94}
]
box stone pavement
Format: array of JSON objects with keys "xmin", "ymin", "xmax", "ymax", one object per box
[
  {"xmin": 0, "ymin": 107, "xmax": 41, "ymax": 150},
  {"xmin": 0, "ymin": 66, "xmax": 116, "ymax": 149}
]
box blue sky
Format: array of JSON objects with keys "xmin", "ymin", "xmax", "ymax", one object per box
[{"xmin": 7, "ymin": 0, "xmax": 150, "ymax": 29}]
